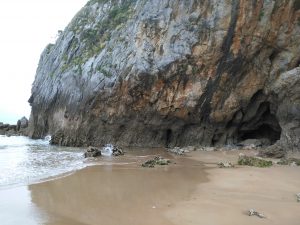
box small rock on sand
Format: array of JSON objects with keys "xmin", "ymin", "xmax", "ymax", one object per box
[
  {"xmin": 217, "ymin": 162, "xmax": 234, "ymax": 168},
  {"xmin": 296, "ymin": 193, "xmax": 300, "ymax": 202},
  {"xmin": 248, "ymin": 209, "xmax": 265, "ymax": 218},
  {"xmin": 142, "ymin": 156, "xmax": 171, "ymax": 168}
]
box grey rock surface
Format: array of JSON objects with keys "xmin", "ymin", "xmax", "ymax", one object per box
[{"xmin": 28, "ymin": 0, "xmax": 300, "ymax": 150}]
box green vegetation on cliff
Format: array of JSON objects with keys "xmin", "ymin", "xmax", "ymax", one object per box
[{"xmin": 60, "ymin": 0, "xmax": 136, "ymax": 74}]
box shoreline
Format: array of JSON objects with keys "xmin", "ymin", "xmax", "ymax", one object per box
[{"xmin": 1, "ymin": 149, "xmax": 300, "ymax": 225}]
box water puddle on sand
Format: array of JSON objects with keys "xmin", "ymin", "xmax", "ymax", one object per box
[{"xmin": 17, "ymin": 149, "xmax": 207, "ymax": 225}]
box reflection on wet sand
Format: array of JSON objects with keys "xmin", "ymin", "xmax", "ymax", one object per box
[{"xmin": 29, "ymin": 156, "xmax": 206, "ymax": 225}]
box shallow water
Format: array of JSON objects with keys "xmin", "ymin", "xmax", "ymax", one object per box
[
  {"xmin": 0, "ymin": 135, "xmax": 207, "ymax": 225},
  {"xmin": 0, "ymin": 135, "xmax": 169, "ymax": 188},
  {"xmin": 0, "ymin": 135, "xmax": 87, "ymax": 188}
]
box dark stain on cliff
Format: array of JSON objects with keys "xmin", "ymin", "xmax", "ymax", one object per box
[{"xmin": 197, "ymin": 0, "xmax": 240, "ymax": 120}]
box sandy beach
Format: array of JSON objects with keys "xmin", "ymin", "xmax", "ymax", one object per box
[
  {"xmin": 166, "ymin": 150, "xmax": 300, "ymax": 225},
  {"xmin": 1, "ymin": 149, "xmax": 300, "ymax": 225}
]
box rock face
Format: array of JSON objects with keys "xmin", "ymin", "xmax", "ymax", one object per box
[{"xmin": 28, "ymin": 0, "xmax": 300, "ymax": 149}]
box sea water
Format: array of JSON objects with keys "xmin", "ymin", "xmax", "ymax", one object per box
[{"xmin": 0, "ymin": 135, "xmax": 86, "ymax": 188}]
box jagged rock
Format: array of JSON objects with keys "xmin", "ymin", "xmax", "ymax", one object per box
[
  {"xmin": 111, "ymin": 145, "xmax": 124, "ymax": 156},
  {"xmin": 258, "ymin": 144, "xmax": 286, "ymax": 159},
  {"xmin": 142, "ymin": 156, "xmax": 171, "ymax": 168},
  {"xmin": 84, "ymin": 146, "xmax": 102, "ymax": 158},
  {"xmin": 277, "ymin": 158, "xmax": 300, "ymax": 166},
  {"xmin": 238, "ymin": 155, "xmax": 272, "ymax": 168},
  {"xmin": 27, "ymin": 0, "xmax": 300, "ymax": 151},
  {"xmin": 217, "ymin": 162, "xmax": 234, "ymax": 168},
  {"xmin": 248, "ymin": 209, "xmax": 265, "ymax": 218}
]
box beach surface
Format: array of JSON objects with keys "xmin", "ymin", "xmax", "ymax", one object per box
[{"xmin": 1, "ymin": 149, "xmax": 299, "ymax": 225}]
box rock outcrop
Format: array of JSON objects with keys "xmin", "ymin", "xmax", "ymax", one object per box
[
  {"xmin": 0, "ymin": 117, "xmax": 29, "ymax": 136},
  {"xmin": 84, "ymin": 146, "xmax": 102, "ymax": 158},
  {"xmin": 28, "ymin": 0, "xmax": 300, "ymax": 150}
]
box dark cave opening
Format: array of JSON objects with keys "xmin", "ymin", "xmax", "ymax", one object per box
[
  {"xmin": 165, "ymin": 129, "xmax": 172, "ymax": 147},
  {"xmin": 239, "ymin": 124, "xmax": 281, "ymax": 144},
  {"xmin": 236, "ymin": 100, "xmax": 282, "ymax": 145}
]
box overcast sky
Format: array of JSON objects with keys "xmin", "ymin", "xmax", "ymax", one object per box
[{"xmin": 0, "ymin": 0, "xmax": 88, "ymax": 124}]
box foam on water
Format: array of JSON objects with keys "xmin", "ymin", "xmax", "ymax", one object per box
[
  {"xmin": 101, "ymin": 144, "xmax": 113, "ymax": 156},
  {"xmin": 0, "ymin": 135, "xmax": 86, "ymax": 188},
  {"xmin": 0, "ymin": 136, "xmax": 167, "ymax": 189}
]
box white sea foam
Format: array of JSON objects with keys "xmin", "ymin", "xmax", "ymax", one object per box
[{"xmin": 0, "ymin": 135, "xmax": 86, "ymax": 188}]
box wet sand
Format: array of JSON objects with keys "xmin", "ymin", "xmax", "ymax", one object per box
[
  {"xmin": 1, "ymin": 149, "xmax": 300, "ymax": 225},
  {"xmin": 166, "ymin": 150, "xmax": 300, "ymax": 225}
]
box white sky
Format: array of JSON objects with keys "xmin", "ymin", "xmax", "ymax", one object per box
[{"xmin": 0, "ymin": 0, "xmax": 88, "ymax": 124}]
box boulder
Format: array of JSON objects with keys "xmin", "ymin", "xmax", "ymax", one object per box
[
  {"xmin": 84, "ymin": 146, "xmax": 102, "ymax": 158},
  {"xmin": 111, "ymin": 145, "xmax": 124, "ymax": 156},
  {"xmin": 258, "ymin": 144, "xmax": 286, "ymax": 158}
]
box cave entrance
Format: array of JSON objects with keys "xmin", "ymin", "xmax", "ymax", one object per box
[
  {"xmin": 237, "ymin": 102, "xmax": 281, "ymax": 145},
  {"xmin": 165, "ymin": 129, "xmax": 172, "ymax": 147},
  {"xmin": 239, "ymin": 124, "xmax": 281, "ymax": 144}
]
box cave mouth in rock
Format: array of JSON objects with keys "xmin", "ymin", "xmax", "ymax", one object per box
[
  {"xmin": 237, "ymin": 102, "xmax": 282, "ymax": 145},
  {"xmin": 165, "ymin": 129, "xmax": 172, "ymax": 147},
  {"xmin": 239, "ymin": 124, "xmax": 281, "ymax": 144}
]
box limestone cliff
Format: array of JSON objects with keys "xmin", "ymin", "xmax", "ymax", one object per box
[{"xmin": 29, "ymin": 0, "xmax": 300, "ymax": 149}]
